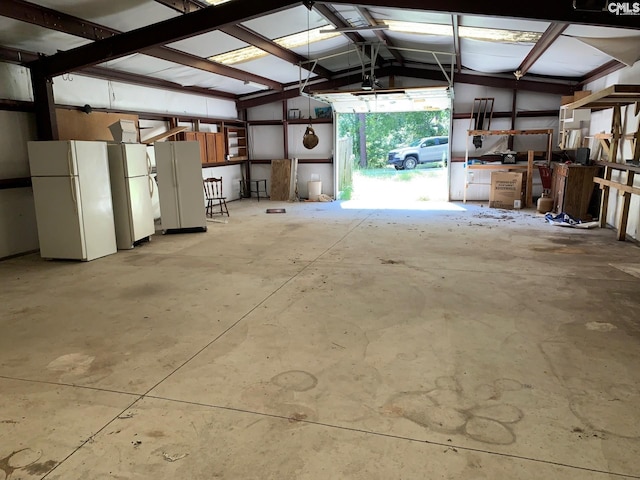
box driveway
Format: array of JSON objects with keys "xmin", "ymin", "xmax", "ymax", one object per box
[{"xmin": 350, "ymin": 165, "xmax": 448, "ymax": 204}]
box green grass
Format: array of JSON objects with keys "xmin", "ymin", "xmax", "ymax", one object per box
[
  {"xmin": 339, "ymin": 185, "xmax": 353, "ymax": 200},
  {"xmin": 354, "ymin": 166, "xmax": 445, "ymax": 180}
]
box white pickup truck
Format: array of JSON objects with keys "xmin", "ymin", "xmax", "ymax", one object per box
[{"xmin": 387, "ymin": 136, "xmax": 449, "ymax": 170}]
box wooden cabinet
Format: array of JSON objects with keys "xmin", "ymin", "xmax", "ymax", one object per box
[
  {"xmin": 551, "ymin": 163, "xmax": 601, "ymax": 220},
  {"xmin": 181, "ymin": 131, "xmax": 225, "ymax": 164},
  {"xmin": 206, "ymin": 133, "xmax": 225, "ymax": 164}
]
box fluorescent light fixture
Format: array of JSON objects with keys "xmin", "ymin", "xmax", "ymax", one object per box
[
  {"xmin": 319, "ymin": 25, "xmax": 389, "ymax": 33},
  {"xmin": 384, "ymin": 20, "xmax": 542, "ymax": 43},
  {"xmin": 210, "ymin": 26, "xmax": 340, "ymax": 65},
  {"xmin": 204, "ymin": 0, "xmax": 233, "ymax": 4}
]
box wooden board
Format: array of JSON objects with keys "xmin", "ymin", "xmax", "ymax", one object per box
[
  {"xmin": 56, "ymin": 109, "xmax": 139, "ymax": 141},
  {"xmin": 270, "ymin": 159, "xmax": 292, "ymax": 201},
  {"xmin": 141, "ymin": 126, "xmax": 187, "ymax": 144}
]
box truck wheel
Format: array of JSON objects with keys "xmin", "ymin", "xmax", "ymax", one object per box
[{"xmin": 403, "ymin": 156, "xmax": 417, "ymax": 170}]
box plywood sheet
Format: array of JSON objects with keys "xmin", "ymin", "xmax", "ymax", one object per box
[
  {"xmin": 56, "ymin": 109, "xmax": 139, "ymax": 142},
  {"xmin": 270, "ymin": 159, "xmax": 292, "ymax": 201}
]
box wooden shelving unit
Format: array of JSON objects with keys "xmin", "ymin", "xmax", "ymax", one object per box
[
  {"xmin": 225, "ymin": 125, "xmax": 248, "ymax": 161},
  {"xmin": 563, "ymin": 84, "xmax": 640, "ymax": 163},
  {"xmin": 594, "ymin": 161, "xmax": 640, "ymax": 241}
]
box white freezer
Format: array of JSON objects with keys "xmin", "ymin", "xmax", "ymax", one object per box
[
  {"xmin": 154, "ymin": 141, "xmax": 206, "ymax": 232},
  {"xmin": 27, "ymin": 140, "xmax": 117, "ymax": 261},
  {"xmin": 107, "ymin": 144, "xmax": 155, "ymax": 249}
]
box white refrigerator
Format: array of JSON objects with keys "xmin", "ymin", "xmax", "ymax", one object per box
[
  {"xmin": 107, "ymin": 143, "xmax": 155, "ymax": 249},
  {"xmin": 27, "ymin": 140, "xmax": 117, "ymax": 261},
  {"xmin": 154, "ymin": 141, "xmax": 207, "ymax": 232}
]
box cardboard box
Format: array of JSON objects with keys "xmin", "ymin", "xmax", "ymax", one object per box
[
  {"xmin": 108, "ymin": 119, "xmax": 138, "ymax": 143},
  {"xmin": 489, "ymin": 171, "xmax": 523, "ymax": 209}
]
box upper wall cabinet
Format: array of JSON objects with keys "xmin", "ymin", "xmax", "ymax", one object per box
[{"xmin": 180, "ymin": 131, "xmax": 225, "ymax": 165}]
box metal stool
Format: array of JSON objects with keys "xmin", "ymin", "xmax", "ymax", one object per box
[{"xmin": 240, "ymin": 179, "xmax": 268, "ymax": 201}]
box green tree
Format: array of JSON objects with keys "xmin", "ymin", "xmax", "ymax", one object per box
[{"xmin": 337, "ymin": 110, "xmax": 450, "ymax": 169}]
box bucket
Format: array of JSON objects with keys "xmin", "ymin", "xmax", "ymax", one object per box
[
  {"xmin": 308, "ymin": 180, "xmax": 322, "ymax": 201},
  {"xmin": 537, "ymin": 194, "xmax": 553, "ymax": 213}
]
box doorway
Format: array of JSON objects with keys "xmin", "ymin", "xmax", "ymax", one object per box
[{"xmin": 335, "ymin": 110, "xmax": 451, "ymax": 206}]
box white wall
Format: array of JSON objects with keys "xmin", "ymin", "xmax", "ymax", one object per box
[
  {"xmin": 248, "ymin": 125, "xmax": 284, "ymax": 160},
  {"xmin": 247, "ymin": 96, "xmax": 336, "ymax": 198},
  {"xmin": 249, "ymin": 162, "xmax": 334, "ymax": 200},
  {"xmin": 53, "ymin": 74, "xmax": 238, "ymax": 118},
  {"xmin": 584, "ymin": 61, "xmax": 640, "ymax": 240}
]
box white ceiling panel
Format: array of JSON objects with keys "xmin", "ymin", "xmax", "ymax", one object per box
[
  {"xmin": 0, "ymin": 18, "xmax": 91, "ymax": 55},
  {"xmin": 385, "ymin": 32, "xmax": 454, "ymax": 52},
  {"xmin": 242, "ymin": 5, "xmax": 328, "ymax": 39},
  {"xmin": 95, "ymin": 53, "xmax": 263, "ymax": 94},
  {"xmin": 564, "ymin": 24, "xmax": 640, "ymax": 38},
  {"xmin": 459, "ymin": 15, "xmax": 550, "ymax": 33},
  {"xmin": 167, "ymin": 31, "xmax": 249, "ymax": 58},
  {"xmin": 461, "ymin": 39, "xmax": 533, "ymax": 73},
  {"xmin": 97, "ymin": 54, "xmax": 183, "ymax": 76},
  {"xmin": 28, "ymin": 0, "xmax": 178, "ymax": 32},
  {"xmin": 232, "ymin": 55, "xmax": 312, "ymax": 84},
  {"xmin": 150, "ymin": 65, "xmax": 231, "ymax": 89},
  {"xmin": 527, "ymin": 36, "xmax": 614, "ymax": 77}
]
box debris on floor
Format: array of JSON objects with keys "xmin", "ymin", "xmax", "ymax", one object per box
[
  {"xmin": 266, "ymin": 208, "xmax": 286, "ymax": 214},
  {"xmin": 162, "ymin": 452, "xmax": 188, "ymax": 462},
  {"xmin": 545, "ymin": 212, "xmax": 599, "ymax": 229}
]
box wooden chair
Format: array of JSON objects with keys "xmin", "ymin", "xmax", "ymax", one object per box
[{"xmin": 203, "ymin": 177, "xmax": 229, "ymax": 217}]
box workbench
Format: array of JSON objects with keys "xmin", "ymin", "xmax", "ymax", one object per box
[{"xmin": 463, "ymin": 127, "xmax": 554, "ymax": 207}]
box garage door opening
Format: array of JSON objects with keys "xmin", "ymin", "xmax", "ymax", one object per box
[
  {"xmin": 311, "ymin": 85, "xmax": 453, "ymax": 208},
  {"xmin": 335, "ymin": 109, "xmax": 451, "ymax": 207}
]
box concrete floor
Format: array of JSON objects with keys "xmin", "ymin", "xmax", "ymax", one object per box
[{"xmin": 1, "ymin": 199, "xmax": 640, "ymax": 479}]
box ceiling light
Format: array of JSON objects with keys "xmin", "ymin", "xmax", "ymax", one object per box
[
  {"xmin": 204, "ymin": 0, "xmax": 233, "ymax": 4},
  {"xmin": 319, "ymin": 25, "xmax": 389, "ymax": 33},
  {"xmin": 210, "ymin": 26, "xmax": 340, "ymax": 65}
]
